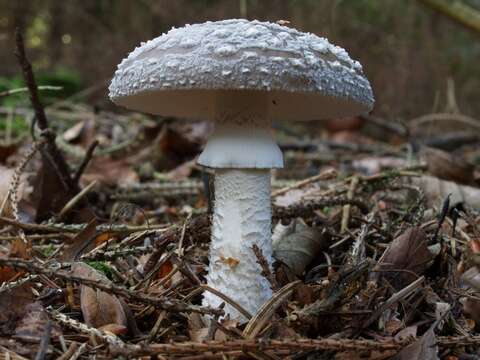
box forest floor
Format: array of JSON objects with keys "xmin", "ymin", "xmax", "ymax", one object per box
[{"xmin": 1, "ymin": 36, "xmax": 480, "ymax": 360}]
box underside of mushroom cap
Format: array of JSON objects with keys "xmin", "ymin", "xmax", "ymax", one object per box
[{"xmin": 109, "ymin": 19, "xmax": 374, "ymax": 121}]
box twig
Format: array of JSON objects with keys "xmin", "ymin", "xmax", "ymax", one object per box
[
  {"xmin": 112, "ymin": 338, "xmax": 407, "ymax": 357},
  {"xmin": 57, "ymin": 180, "xmax": 98, "ymax": 219},
  {"xmin": 72, "ymin": 140, "xmax": 99, "ymax": 184},
  {"xmin": 252, "ymin": 244, "xmax": 279, "ymax": 291},
  {"xmin": 0, "ymin": 85, "xmax": 62, "ymax": 98},
  {"xmin": 56, "ymin": 342, "xmax": 79, "ymax": 360},
  {"xmin": 272, "ymin": 168, "xmax": 337, "ymax": 197},
  {"xmin": 0, "ymin": 274, "xmax": 38, "ymax": 293},
  {"xmin": 80, "ymin": 245, "xmax": 154, "ymax": 261},
  {"xmin": 0, "ymin": 216, "xmax": 168, "ymax": 234},
  {"xmin": 34, "ymin": 320, "xmax": 52, "ymax": 360},
  {"xmin": 0, "ymin": 258, "xmax": 223, "ymax": 316},
  {"xmin": 48, "ymin": 307, "xmax": 124, "ymax": 347},
  {"xmin": 15, "ymin": 28, "xmax": 78, "ymax": 192},
  {"xmin": 409, "ymin": 112, "xmax": 480, "ymax": 132},
  {"xmin": 243, "ymin": 281, "xmax": 300, "ymax": 339},
  {"xmin": 360, "ymin": 276, "xmax": 425, "ymax": 329},
  {"xmin": 417, "ymin": 0, "xmax": 480, "ymax": 34},
  {"xmin": 341, "ymin": 176, "xmax": 359, "ymax": 233},
  {"xmin": 201, "ymin": 284, "xmax": 252, "ymax": 319},
  {"xmin": 292, "ymin": 260, "xmax": 370, "ymax": 320},
  {"xmin": 273, "ymin": 196, "xmax": 369, "ymax": 220},
  {"xmin": 0, "ymin": 139, "xmax": 44, "ymax": 243},
  {"xmin": 68, "ymin": 343, "xmax": 87, "ymax": 360}
]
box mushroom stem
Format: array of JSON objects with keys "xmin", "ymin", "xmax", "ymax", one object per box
[{"xmin": 203, "ymin": 168, "xmax": 273, "ymax": 320}]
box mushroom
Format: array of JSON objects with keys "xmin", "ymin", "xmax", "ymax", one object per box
[{"xmin": 109, "ymin": 19, "xmax": 374, "ymax": 320}]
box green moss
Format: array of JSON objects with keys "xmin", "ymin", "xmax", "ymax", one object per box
[{"xmin": 86, "ymin": 261, "xmax": 114, "ymax": 280}]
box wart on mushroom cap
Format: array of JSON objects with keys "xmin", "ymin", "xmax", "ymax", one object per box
[
  {"xmin": 109, "ymin": 19, "xmax": 373, "ymax": 120},
  {"xmin": 109, "ymin": 19, "xmax": 374, "ymax": 320}
]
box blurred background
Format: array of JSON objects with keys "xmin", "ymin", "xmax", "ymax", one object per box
[{"xmin": 0, "ymin": 0, "xmax": 479, "ymax": 119}]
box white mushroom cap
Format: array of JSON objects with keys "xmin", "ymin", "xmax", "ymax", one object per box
[{"xmin": 109, "ymin": 19, "xmax": 374, "ymax": 121}]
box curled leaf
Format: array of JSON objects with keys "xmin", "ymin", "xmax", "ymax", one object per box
[
  {"xmin": 71, "ymin": 262, "xmax": 128, "ymax": 330},
  {"xmin": 272, "ymin": 219, "xmax": 326, "ymax": 276}
]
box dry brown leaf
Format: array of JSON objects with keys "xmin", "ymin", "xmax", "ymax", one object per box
[
  {"xmin": 0, "ymin": 239, "xmax": 30, "ymax": 282},
  {"xmin": 272, "ymin": 218, "xmax": 326, "ymax": 275},
  {"xmin": 409, "ymin": 176, "xmax": 480, "ymax": 209},
  {"xmin": 422, "ymin": 147, "xmax": 475, "ymax": 186},
  {"xmin": 14, "ymin": 302, "xmax": 61, "ymax": 342},
  {"xmin": 0, "ymin": 284, "xmax": 34, "ymax": 336},
  {"xmin": 98, "ymin": 323, "xmax": 128, "ymax": 336},
  {"xmin": 188, "ymin": 313, "xmax": 208, "ymax": 342},
  {"xmin": 60, "ymin": 219, "xmax": 97, "ymax": 261},
  {"xmin": 214, "ymin": 319, "xmax": 239, "ymax": 341},
  {"xmin": 375, "ymin": 227, "xmax": 432, "ymax": 290},
  {"xmin": 352, "ymin": 156, "xmax": 407, "ymax": 175},
  {"xmin": 31, "ymin": 154, "xmax": 76, "ymax": 222},
  {"xmin": 460, "ymin": 266, "xmax": 480, "ymax": 323},
  {"xmin": 82, "ymin": 157, "xmax": 139, "ymax": 186},
  {"xmin": 394, "ymin": 325, "xmax": 418, "ymax": 342},
  {"xmin": 391, "ymin": 327, "xmax": 439, "ymax": 360},
  {"xmin": 0, "ymin": 141, "xmax": 19, "ymax": 163},
  {"xmin": 71, "ymin": 262, "xmax": 128, "ymax": 329},
  {"xmin": 165, "ymin": 159, "xmax": 196, "ymax": 181}
]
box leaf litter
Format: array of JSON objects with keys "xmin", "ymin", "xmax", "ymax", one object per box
[{"xmin": 0, "ymin": 33, "xmax": 480, "ymax": 359}]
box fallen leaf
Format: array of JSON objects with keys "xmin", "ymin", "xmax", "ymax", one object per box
[
  {"xmin": 0, "ymin": 239, "xmax": 30, "ymax": 282},
  {"xmin": 394, "ymin": 325, "xmax": 418, "ymax": 342},
  {"xmin": 391, "ymin": 327, "xmax": 439, "ymax": 360},
  {"xmin": 408, "ymin": 176, "xmax": 480, "ymax": 209},
  {"xmin": 31, "ymin": 153, "xmax": 76, "ymax": 222},
  {"xmin": 82, "ymin": 157, "xmax": 139, "ymax": 186},
  {"xmin": 165, "ymin": 159, "xmax": 196, "ymax": 181},
  {"xmin": 14, "ymin": 302, "xmax": 61, "ymax": 342},
  {"xmin": 0, "ymin": 284, "xmax": 34, "ymax": 335},
  {"xmin": 98, "ymin": 323, "xmax": 128, "ymax": 336},
  {"xmin": 272, "ymin": 218, "xmax": 326, "ymax": 276},
  {"xmin": 460, "ymin": 266, "xmax": 480, "ymax": 323},
  {"xmin": 72, "ymin": 262, "xmax": 128, "ymax": 329},
  {"xmin": 375, "ymin": 227, "xmax": 432, "ymax": 290},
  {"xmin": 0, "ymin": 141, "xmax": 20, "ymax": 163},
  {"xmin": 421, "ymin": 147, "xmax": 475, "ymax": 186},
  {"xmin": 60, "ymin": 219, "xmax": 97, "ymax": 261},
  {"xmin": 352, "ymin": 157, "xmax": 407, "ymax": 175}
]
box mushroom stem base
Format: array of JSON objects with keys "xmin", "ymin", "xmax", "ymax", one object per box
[{"xmin": 203, "ymin": 168, "xmax": 273, "ymax": 320}]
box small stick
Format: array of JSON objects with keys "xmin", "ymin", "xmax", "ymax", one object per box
[
  {"xmin": 0, "ymin": 274, "xmax": 38, "ymax": 293},
  {"xmin": 48, "ymin": 307, "xmax": 123, "ymax": 347},
  {"xmin": 272, "ymin": 168, "xmax": 337, "ymax": 197},
  {"xmin": 252, "ymin": 244, "xmax": 278, "ymax": 291},
  {"xmin": 0, "ymin": 85, "xmax": 62, "ymax": 98},
  {"xmin": 243, "ymin": 281, "xmax": 300, "ymax": 339},
  {"xmin": 1, "ymin": 258, "xmax": 223, "ymax": 316},
  {"xmin": 341, "ymin": 176, "xmax": 359, "ymax": 233},
  {"xmin": 360, "ymin": 276, "xmax": 425, "ymax": 329},
  {"xmin": 34, "ymin": 320, "xmax": 52, "ymax": 360},
  {"xmin": 56, "ymin": 342, "xmax": 79, "ymax": 360},
  {"xmin": 201, "ymin": 284, "xmax": 252, "ymax": 320},
  {"xmin": 15, "ymin": 28, "xmax": 77, "ymax": 193},
  {"xmin": 112, "ymin": 337, "xmax": 407, "ymax": 357},
  {"xmin": 72, "ymin": 140, "xmax": 99, "ymax": 184},
  {"xmin": 273, "ymin": 196, "xmax": 368, "ymax": 220},
  {"xmin": 57, "ymin": 180, "xmax": 98, "ymax": 219}
]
